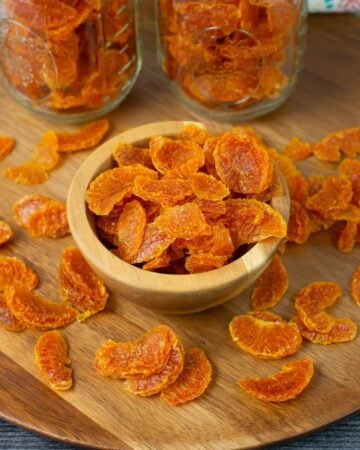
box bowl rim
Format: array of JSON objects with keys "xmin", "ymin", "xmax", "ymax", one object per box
[{"xmin": 67, "ymin": 120, "xmax": 290, "ymax": 295}]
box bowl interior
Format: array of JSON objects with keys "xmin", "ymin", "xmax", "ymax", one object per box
[{"xmin": 67, "ymin": 121, "xmax": 290, "ymax": 310}]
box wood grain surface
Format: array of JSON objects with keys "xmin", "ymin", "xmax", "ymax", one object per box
[{"xmin": 0, "ymin": 4, "xmax": 360, "ymax": 450}]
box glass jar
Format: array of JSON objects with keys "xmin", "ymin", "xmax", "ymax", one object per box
[
  {"xmin": 0, "ymin": 0, "xmax": 141, "ymax": 122},
  {"xmin": 156, "ymin": 0, "xmax": 307, "ymax": 121}
]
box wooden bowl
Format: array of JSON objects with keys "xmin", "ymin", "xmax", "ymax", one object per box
[{"xmin": 67, "ymin": 121, "xmax": 290, "ymax": 314}]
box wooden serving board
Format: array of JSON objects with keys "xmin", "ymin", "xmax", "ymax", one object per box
[{"xmin": 0, "ymin": 6, "xmax": 360, "ymax": 449}]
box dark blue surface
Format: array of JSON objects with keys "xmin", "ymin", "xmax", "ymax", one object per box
[{"xmin": 0, "ymin": 412, "xmax": 359, "ymax": 449}]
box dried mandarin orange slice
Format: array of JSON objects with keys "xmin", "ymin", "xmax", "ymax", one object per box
[
  {"xmin": 0, "ymin": 293, "xmax": 26, "ymax": 331},
  {"xmin": 307, "ymin": 175, "xmax": 325, "ymax": 196},
  {"xmin": 126, "ymin": 338, "xmax": 184, "ymax": 396},
  {"xmin": 177, "ymin": 124, "xmax": 209, "ymax": 146},
  {"xmin": 27, "ymin": 200, "xmax": 69, "ymax": 238},
  {"xmin": 0, "ymin": 136, "xmax": 15, "ymax": 161},
  {"xmin": 116, "ymin": 200, "xmax": 147, "ymax": 263},
  {"xmin": 350, "ymin": 266, "xmax": 360, "ymax": 307},
  {"xmin": 0, "ymin": 257, "xmax": 38, "ymax": 291},
  {"xmin": 294, "ymin": 281, "xmax": 342, "ymax": 333},
  {"xmin": 190, "ymin": 173, "xmax": 229, "ymax": 201},
  {"xmin": 214, "ymin": 131, "xmax": 273, "ymax": 194},
  {"xmin": 59, "ymin": 247, "xmax": 108, "ymax": 314},
  {"xmin": 312, "ymin": 132, "xmax": 342, "ymax": 162},
  {"xmin": 142, "ymin": 251, "xmax": 171, "ymax": 272},
  {"xmin": 95, "ymin": 325, "xmax": 174, "ymax": 378},
  {"xmin": 284, "ymin": 137, "xmax": 312, "ymax": 161},
  {"xmin": 5, "ymin": 285, "xmax": 77, "ymax": 329},
  {"xmin": 229, "ymin": 311, "xmax": 302, "ymax": 359},
  {"xmin": 336, "ymin": 221, "xmax": 357, "ymax": 253},
  {"xmin": 251, "ymin": 254, "xmax": 288, "ymax": 310},
  {"xmin": 149, "ymin": 136, "xmax": 204, "ymax": 175},
  {"xmin": 238, "ymin": 359, "xmax": 314, "ymax": 402},
  {"xmin": 86, "ymin": 165, "xmax": 157, "ymax": 216},
  {"xmin": 194, "ymin": 199, "xmax": 226, "ymax": 222},
  {"xmin": 305, "ymin": 175, "xmax": 353, "ymax": 219},
  {"xmin": 130, "ymin": 223, "xmax": 174, "ymax": 265},
  {"xmin": 340, "ymin": 128, "xmax": 360, "ymax": 158},
  {"xmin": 4, "ymin": 161, "xmax": 49, "ymax": 185},
  {"xmin": 12, "ymin": 194, "xmax": 51, "ymax": 227},
  {"xmin": 133, "ymin": 176, "xmax": 193, "ymax": 208},
  {"xmin": 0, "ymin": 220, "xmax": 13, "ymax": 245},
  {"xmin": 113, "ymin": 143, "xmax": 153, "ymax": 168},
  {"xmin": 96, "ymin": 214, "xmax": 119, "ymax": 247},
  {"xmin": 287, "ymin": 200, "xmax": 311, "ymax": 244},
  {"xmin": 154, "ymin": 203, "xmax": 211, "ymax": 240},
  {"xmin": 34, "ymin": 331, "xmax": 72, "ymax": 390},
  {"xmin": 339, "ymin": 158, "xmax": 360, "ymax": 207},
  {"xmin": 49, "ymin": 92, "xmax": 86, "ymax": 110},
  {"xmin": 294, "ymin": 316, "xmax": 357, "ymax": 345},
  {"xmin": 56, "ymin": 119, "xmax": 109, "ymax": 153},
  {"xmin": 203, "ymin": 136, "xmax": 219, "ymax": 179},
  {"xmin": 160, "ymin": 347, "xmax": 212, "ymax": 406},
  {"xmin": 185, "ymin": 253, "xmax": 228, "ymax": 274},
  {"xmin": 225, "ymin": 199, "xmax": 287, "ymax": 248},
  {"xmin": 32, "ymin": 131, "xmax": 59, "ymax": 171}
]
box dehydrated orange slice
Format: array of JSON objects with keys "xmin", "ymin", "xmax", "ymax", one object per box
[
  {"xmin": 95, "ymin": 325, "xmax": 175, "ymax": 379},
  {"xmin": 0, "ymin": 293, "xmax": 26, "ymax": 331},
  {"xmin": 56, "ymin": 119, "xmax": 109, "ymax": 153},
  {"xmin": 294, "ymin": 316, "xmax": 357, "ymax": 345},
  {"xmin": 351, "ymin": 266, "xmax": 360, "ymax": 307},
  {"xmin": 160, "ymin": 347, "xmax": 212, "ymax": 406},
  {"xmin": 116, "ymin": 200, "xmax": 147, "ymax": 263},
  {"xmin": 0, "ymin": 136, "xmax": 15, "ymax": 161},
  {"xmin": 185, "ymin": 253, "xmax": 228, "ymax": 274},
  {"xmin": 59, "ymin": 246, "xmax": 108, "ymax": 314},
  {"xmin": 294, "ymin": 281, "xmax": 342, "ymax": 333},
  {"xmin": 4, "ymin": 161, "xmax": 49, "ymax": 185},
  {"xmin": 194, "ymin": 198, "xmax": 226, "ymax": 222},
  {"xmin": 0, "ymin": 220, "xmax": 13, "ymax": 245},
  {"xmin": 34, "ymin": 330, "xmax": 72, "ymax": 390},
  {"xmin": 142, "ymin": 251, "xmax": 172, "ymax": 272},
  {"xmin": 190, "ymin": 173, "xmax": 229, "ymax": 201},
  {"xmin": 229, "ymin": 311, "xmax": 302, "ymax": 359},
  {"xmin": 225, "ymin": 199, "xmax": 287, "ymax": 248},
  {"xmin": 113, "ymin": 143, "xmax": 153, "ymax": 168},
  {"xmin": 126, "ymin": 338, "xmax": 184, "ymax": 396},
  {"xmin": 238, "ymin": 359, "xmax": 314, "ymax": 402},
  {"xmin": 86, "ymin": 165, "xmax": 157, "ymax": 216},
  {"xmin": 27, "ymin": 200, "xmax": 69, "ymax": 238},
  {"xmin": 284, "ymin": 137, "xmax": 312, "ymax": 161},
  {"xmin": 214, "ymin": 130, "xmax": 273, "ymax": 194},
  {"xmin": 336, "ymin": 221, "xmax": 357, "ymax": 253},
  {"xmin": 0, "ymin": 256, "xmax": 38, "ymax": 291},
  {"xmin": 251, "ymin": 254, "xmax": 288, "ymax": 310},
  {"xmin": 5, "ymin": 285, "xmax": 77, "ymax": 329},
  {"xmin": 177, "ymin": 124, "xmax": 209, "ymax": 146},
  {"xmin": 12, "ymin": 194, "xmax": 51, "ymax": 227},
  {"xmin": 287, "ymin": 200, "xmax": 311, "ymax": 244},
  {"xmin": 339, "ymin": 158, "xmax": 360, "ymax": 207},
  {"xmin": 32, "ymin": 130, "xmax": 59, "ymax": 171},
  {"xmin": 130, "ymin": 223, "xmax": 174, "ymax": 264}
]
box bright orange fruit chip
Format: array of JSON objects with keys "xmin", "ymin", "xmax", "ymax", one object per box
[
  {"xmin": 294, "ymin": 281, "xmax": 342, "ymax": 333},
  {"xmin": 339, "ymin": 158, "xmax": 360, "ymax": 207},
  {"xmin": 0, "ymin": 136, "xmax": 15, "ymax": 161},
  {"xmin": 350, "ymin": 266, "xmax": 360, "ymax": 307},
  {"xmin": 312, "ymin": 132, "xmax": 342, "ymax": 162},
  {"xmin": 251, "ymin": 254, "xmax": 288, "ymax": 310},
  {"xmin": 142, "ymin": 251, "xmax": 172, "ymax": 272},
  {"xmin": 34, "ymin": 330, "xmax": 72, "ymax": 390},
  {"xmin": 294, "ymin": 316, "xmax": 357, "ymax": 345},
  {"xmin": 126, "ymin": 338, "xmax": 184, "ymax": 397},
  {"xmin": 283, "ymin": 137, "xmax": 312, "ymax": 161},
  {"xmin": 185, "ymin": 253, "xmax": 228, "ymax": 274},
  {"xmin": 32, "ymin": 130, "xmax": 59, "ymax": 171},
  {"xmin": 116, "ymin": 200, "xmax": 147, "ymax": 262},
  {"xmin": 27, "ymin": 200, "xmax": 69, "ymax": 238},
  {"xmin": 238, "ymin": 359, "xmax": 314, "ymax": 402},
  {"xmin": 113, "ymin": 142, "xmax": 153, "ymax": 168},
  {"xmin": 154, "ymin": 203, "xmax": 211, "ymax": 240},
  {"xmin": 214, "ymin": 130, "xmax": 273, "ymax": 194},
  {"xmin": 177, "ymin": 124, "xmax": 209, "ymax": 146},
  {"xmin": 13, "ymin": 194, "xmax": 52, "ymax": 227},
  {"xmin": 5, "ymin": 285, "xmax": 77, "ymax": 329},
  {"xmin": 160, "ymin": 347, "xmax": 212, "ymax": 406},
  {"xmin": 225, "ymin": 199, "xmax": 287, "ymax": 248},
  {"xmin": 94, "ymin": 325, "xmax": 174, "ymax": 379},
  {"xmin": 335, "ymin": 221, "xmax": 357, "ymax": 253},
  {"xmin": 287, "ymin": 200, "xmax": 311, "ymax": 244},
  {"xmin": 59, "ymin": 246, "xmax": 108, "ymax": 314},
  {"xmin": 229, "ymin": 311, "xmax": 302, "ymax": 359},
  {"xmin": 4, "ymin": 161, "xmax": 49, "ymax": 185},
  {"xmin": 190, "ymin": 173, "xmax": 229, "ymax": 201},
  {"xmin": 0, "ymin": 256, "xmax": 38, "ymax": 291},
  {"xmin": 86, "ymin": 165, "xmax": 157, "ymax": 216},
  {"xmin": 130, "ymin": 223, "xmax": 174, "ymax": 265},
  {"xmin": 0, "ymin": 220, "xmax": 13, "ymax": 245},
  {"xmin": 56, "ymin": 119, "xmax": 110, "ymax": 153},
  {"xmin": 0, "ymin": 294, "xmax": 26, "ymax": 331}
]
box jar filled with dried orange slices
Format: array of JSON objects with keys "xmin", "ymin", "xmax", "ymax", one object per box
[
  {"xmin": 0, "ymin": 0, "xmax": 141, "ymax": 121},
  {"xmin": 156, "ymin": 0, "xmax": 307, "ymax": 120}
]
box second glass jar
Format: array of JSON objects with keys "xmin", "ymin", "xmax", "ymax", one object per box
[{"xmin": 156, "ymin": 0, "xmax": 307, "ymax": 121}]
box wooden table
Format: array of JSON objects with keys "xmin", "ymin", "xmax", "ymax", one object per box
[{"xmin": 0, "ymin": 7, "xmax": 359, "ymax": 450}]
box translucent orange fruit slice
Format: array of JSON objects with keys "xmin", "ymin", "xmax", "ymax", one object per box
[
  {"xmin": 351, "ymin": 266, "xmax": 360, "ymax": 307},
  {"xmin": 0, "ymin": 294, "xmax": 26, "ymax": 331},
  {"xmin": 0, "ymin": 256, "xmax": 38, "ymax": 291},
  {"xmin": 0, "ymin": 220, "xmax": 13, "ymax": 245},
  {"xmin": 0, "ymin": 136, "xmax": 15, "ymax": 161},
  {"xmin": 56, "ymin": 119, "xmax": 109, "ymax": 152},
  {"xmin": 294, "ymin": 316, "xmax": 357, "ymax": 345}
]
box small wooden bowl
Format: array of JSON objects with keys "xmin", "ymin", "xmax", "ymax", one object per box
[{"xmin": 67, "ymin": 121, "xmax": 290, "ymax": 314}]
